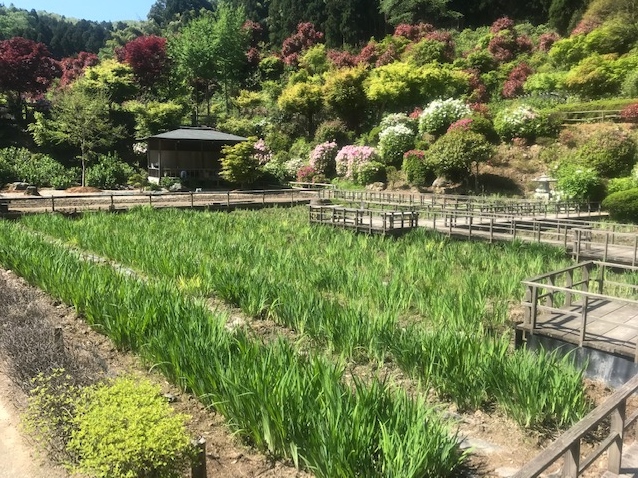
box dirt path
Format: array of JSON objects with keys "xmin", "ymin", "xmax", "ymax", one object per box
[{"xmin": 0, "ymin": 372, "xmax": 67, "ymax": 478}]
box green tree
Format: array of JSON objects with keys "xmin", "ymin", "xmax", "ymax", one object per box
[
  {"xmin": 29, "ymin": 86, "xmax": 125, "ymax": 187},
  {"xmin": 323, "ymin": 66, "xmax": 369, "ymax": 133},
  {"xmin": 278, "ymin": 80, "xmax": 324, "ymax": 137},
  {"xmin": 379, "ymin": 0, "xmax": 460, "ymax": 25},
  {"xmin": 220, "ymin": 137, "xmax": 261, "ymax": 188},
  {"xmin": 170, "ymin": 4, "xmax": 248, "ymax": 120}
]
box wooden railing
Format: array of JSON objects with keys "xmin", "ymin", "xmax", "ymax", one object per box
[
  {"xmin": 0, "ymin": 189, "xmax": 317, "ymax": 214},
  {"xmin": 513, "ymin": 371, "xmax": 638, "ymax": 477},
  {"xmin": 521, "ymin": 260, "xmax": 638, "ymax": 360},
  {"xmin": 573, "ymin": 227, "xmax": 638, "ymax": 265},
  {"xmin": 288, "ymin": 181, "xmax": 336, "ymax": 189},
  {"xmin": 308, "ymin": 205, "xmax": 418, "ymax": 235},
  {"xmin": 320, "ymin": 189, "xmax": 602, "ymax": 218},
  {"xmin": 562, "ymin": 109, "xmax": 622, "ymax": 124}
]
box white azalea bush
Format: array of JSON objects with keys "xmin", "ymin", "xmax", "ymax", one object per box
[
  {"xmin": 493, "ymin": 105, "xmax": 560, "ymax": 142},
  {"xmin": 379, "ymin": 113, "xmax": 418, "ymax": 134},
  {"xmin": 418, "ymin": 98, "xmax": 471, "ymax": 136},
  {"xmin": 378, "ymin": 124, "xmax": 416, "ymax": 166}
]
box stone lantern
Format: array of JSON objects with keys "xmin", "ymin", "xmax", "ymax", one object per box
[{"xmin": 534, "ymin": 174, "xmax": 557, "ymax": 200}]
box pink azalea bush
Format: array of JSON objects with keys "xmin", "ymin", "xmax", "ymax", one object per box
[
  {"xmin": 253, "ymin": 139, "xmax": 272, "ymax": 165},
  {"xmin": 335, "ymin": 145, "xmax": 380, "ymax": 181},
  {"xmin": 309, "ymin": 141, "xmax": 338, "ymax": 176}
]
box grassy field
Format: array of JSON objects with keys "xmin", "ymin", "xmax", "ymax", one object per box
[{"xmin": 0, "ymin": 206, "xmax": 594, "ymax": 476}]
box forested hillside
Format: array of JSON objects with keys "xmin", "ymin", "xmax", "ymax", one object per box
[{"xmin": 0, "ymin": 0, "xmax": 638, "ymax": 210}]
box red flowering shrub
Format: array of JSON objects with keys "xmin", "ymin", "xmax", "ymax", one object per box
[
  {"xmin": 447, "ymin": 118, "xmax": 473, "ymax": 133},
  {"xmin": 620, "ymin": 103, "xmax": 638, "ymax": 123},
  {"xmin": 327, "ymin": 49, "xmax": 356, "ymax": 68},
  {"xmin": 538, "ymin": 32, "xmax": 560, "ymax": 52},
  {"xmin": 355, "ymin": 42, "xmax": 379, "ymax": 66},
  {"xmin": 242, "ymin": 20, "xmax": 263, "ymax": 47},
  {"xmin": 393, "ymin": 23, "xmax": 434, "ymax": 41},
  {"xmin": 571, "ymin": 18, "xmax": 601, "ymax": 36},
  {"xmin": 488, "ymin": 32, "xmax": 517, "ymax": 62},
  {"xmin": 246, "ymin": 47, "xmax": 260, "ymax": 66},
  {"xmin": 502, "ymin": 62, "xmax": 533, "ymax": 98},
  {"xmin": 465, "ymin": 69, "xmax": 489, "ymax": 103},
  {"xmin": 470, "ymin": 103, "xmax": 490, "ymax": 117},
  {"xmin": 409, "ymin": 107, "xmax": 423, "ymax": 119},
  {"xmin": 426, "ymin": 30, "xmax": 455, "ymax": 62},
  {"xmin": 376, "ymin": 44, "xmax": 400, "ymax": 67},
  {"xmin": 516, "ymin": 35, "xmax": 534, "ymax": 53},
  {"xmin": 490, "ymin": 16, "xmax": 515, "ymax": 34},
  {"xmin": 297, "ymin": 164, "xmax": 317, "ymax": 182},
  {"xmin": 281, "ymin": 22, "xmax": 324, "ymax": 66}
]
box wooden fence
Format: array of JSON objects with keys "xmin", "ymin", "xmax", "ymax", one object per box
[
  {"xmin": 513, "ymin": 371, "xmax": 638, "ymax": 477},
  {"xmin": 561, "ymin": 109, "xmax": 622, "ymax": 124}
]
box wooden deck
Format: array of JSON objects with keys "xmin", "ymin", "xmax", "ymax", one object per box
[
  {"xmin": 519, "ymin": 261, "xmax": 638, "ymax": 362},
  {"xmin": 308, "ymin": 205, "xmax": 418, "ymax": 236}
]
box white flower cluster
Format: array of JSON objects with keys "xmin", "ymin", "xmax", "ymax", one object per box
[{"xmin": 418, "ymin": 98, "xmax": 471, "ymax": 135}]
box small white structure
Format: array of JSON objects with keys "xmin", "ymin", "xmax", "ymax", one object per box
[{"xmin": 534, "ymin": 174, "xmax": 557, "ymax": 201}]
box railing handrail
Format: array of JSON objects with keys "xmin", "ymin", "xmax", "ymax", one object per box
[{"xmin": 513, "ymin": 372, "xmax": 638, "ymax": 478}]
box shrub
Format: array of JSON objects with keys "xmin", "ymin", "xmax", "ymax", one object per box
[
  {"xmin": 573, "ymin": 128, "xmax": 637, "ymax": 178},
  {"xmin": 607, "ymin": 176, "xmax": 638, "ymax": 194},
  {"xmin": 309, "ymin": 141, "xmax": 338, "ymax": 177},
  {"xmin": 220, "ymin": 138, "xmax": 262, "ymax": 188},
  {"xmin": 284, "ymin": 157, "xmax": 307, "ymax": 179},
  {"xmin": 620, "ymin": 103, "xmax": 638, "ymax": 123},
  {"xmin": 555, "ymin": 163, "xmax": 605, "ymax": 201},
  {"xmin": 378, "ymin": 124, "xmax": 416, "ymax": 166},
  {"xmin": 427, "ymin": 130, "xmax": 492, "ymax": 180},
  {"xmin": 502, "ymin": 63, "xmax": 533, "ymax": 99},
  {"xmin": 296, "ymin": 164, "xmax": 318, "ymax": 182},
  {"xmin": 622, "ymin": 70, "xmax": 638, "ymax": 97},
  {"xmin": 447, "ymin": 116, "xmax": 499, "ymax": 143},
  {"xmin": 335, "ymin": 145, "xmax": 380, "ymax": 181},
  {"xmin": 357, "ymin": 161, "xmax": 385, "ymax": 185},
  {"xmin": 602, "ymin": 188, "xmax": 638, "ymax": 222},
  {"xmin": 67, "ymin": 377, "xmax": 193, "ymax": 478},
  {"xmin": 86, "ymin": 153, "xmax": 135, "ymax": 190},
  {"xmin": 314, "ymin": 119, "xmax": 353, "ymax": 146},
  {"xmin": 493, "ymin": 105, "xmax": 559, "ymax": 141},
  {"xmin": 0, "ymin": 147, "xmax": 77, "ymax": 189},
  {"xmin": 402, "ymin": 149, "xmax": 433, "ymax": 187},
  {"xmin": 379, "ymin": 113, "xmax": 418, "ymax": 134},
  {"xmin": 418, "ymin": 98, "xmax": 471, "ymax": 136}
]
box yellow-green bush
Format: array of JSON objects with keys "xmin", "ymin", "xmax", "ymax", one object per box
[{"xmin": 67, "ymin": 376, "xmax": 192, "ymax": 478}]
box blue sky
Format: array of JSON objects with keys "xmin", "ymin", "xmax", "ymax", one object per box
[{"xmin": 4, "ymin": 1, "xmax": 156, "ymax": 22}]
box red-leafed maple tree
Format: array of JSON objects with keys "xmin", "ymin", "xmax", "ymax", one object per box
[
  {"xmin": 0, "ymin": 37, "xmax": 60, "ymax": 120},
  {"xmin": 59, "ymin": 52, "xmax": 100, "ymax": 88},
  {"xmin": 116, "ymin": 35, "xmax": 169, "ymax": 93}
]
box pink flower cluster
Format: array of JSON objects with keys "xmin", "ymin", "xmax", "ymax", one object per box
[
  {"xmin": 393, "ymin": 23, "xmax": 435, "ymax": 42},
  {"xmin": 335, "ymin": 145, "xmax": 379, "ymax": 180},
  {"xmin": 253, "ymin": 139, "xmax": 272, "ymax": 165},
  {"xmin": 309, "ymin": 141, "xmax": 338, "ymax": 175},
  {"xmin": 620, "ymin": 103, "xmax": 638, "ymax": 124},
  {"xmin": 447, "ymin": 118, "xmax": 473, "ymax": 134}
]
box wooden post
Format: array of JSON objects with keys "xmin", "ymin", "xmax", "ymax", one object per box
[
  {"xmin": 608, "ymin": 402, "xmax": 626, "ymax": 475},
  {"xmin": 191, "ymin": 437, "xmax": 207, "ymax": 478},
  {"xmin": 226, "ymin": 191, "xmax": 230, "ymax": 207},
  {"xmin": 563, "ymin": 442, "xmax": 580, "ymax": 478},
  {"xmin": 262, "ymin": 190, "xmax": 266, "ymax": 205},
  {"xmin": 149, "ymin": 193, "xmax": 153, "ymax": 206},
  {"xmin": 547, "ymin": 274, "xmax": 554, "ymax": 308},
  {"xmin": 530, "ymin": 286, "xmax": 539, "ymax": 332},
  {"xmin": 468, "ymin": 215, "xmax": 472, "ymax": 238},
  {"xmin": 489, "ymin": 218, "xmax": 494, "ymax": 243},
  {"xmin": 566, "ymin": 269, "xmax": 573, "ymax": 307},
  {"xmin": 291, "ymin": 190, "xmax": 294, "ymax": 206},
  {"xmin": 583, "ymin": 262, "xmax": 591, "ymax": 293},
  {"xmin": 51, "ymin": 196, "xmax": 55, "ymax": 212},
  {"xmin": 634, "ymin": 235, "xmax": 638, "ymax": 267},
  {"xmin": 604, "ymin": 232, "xmax": 609, "ymax": 262},
  {"xmin": 579, "ymin": 294, "xmax": 589, "ymax": 346},
  {"xmin": 574, "ymin": 230, "xmax": 581, "ymax": 262},
  {"xmin": 190, "ymin": 192, "xmax": 194, "ymax": 208},
  {"xmin": 54, "ymin": 326, "xmax": 64, "ymax": 354}
]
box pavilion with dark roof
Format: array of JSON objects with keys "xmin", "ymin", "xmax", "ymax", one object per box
[{"xmin": 146, "ymin": 127, "xmax": 247, "ymax": 185}]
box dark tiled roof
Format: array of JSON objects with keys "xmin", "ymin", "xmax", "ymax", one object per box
[{"xmin": 148, "ymin": 127, "xmax": 247, "ymax": 142}]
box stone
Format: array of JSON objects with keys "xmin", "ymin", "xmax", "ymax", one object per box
[
  {"xmin": 11, "ymin": 182, "xmax": 29, "ymax": 191},
  {"xmin": 169, "ymin": 182, "xmax": 187, "ymax": 192},
  {"xmin": 365, "ymin": 182, "xmax": 385, "ymax": 191},
  {"xmin": 24, "ymin": 185, "xmax": 39, "ymax": 196}
]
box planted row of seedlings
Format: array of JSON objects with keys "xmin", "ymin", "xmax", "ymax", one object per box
[
  {"xmin": 19, "ymin": 207, "xmax": 590, "ymax": 430},
  {"xmin": 0, "ymin": 219, "xmax": 464, "ymax": 477}
]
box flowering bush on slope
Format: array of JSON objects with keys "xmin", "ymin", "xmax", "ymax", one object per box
[
  {"xmin": 309, "ymin": 141, "xmax": 338, "ymax": 176},
  {"xmin": 335, "ymin": 145, "xmax": 380, "ymax": 182},
  {"xmin": 418, "ymin": 98, "xmax": 471, "ymax": 136}
]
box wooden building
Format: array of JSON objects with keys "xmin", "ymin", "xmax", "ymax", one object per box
[{"xmin": 147, "ymin": 127, "xmax": 247, "ymax": 184}]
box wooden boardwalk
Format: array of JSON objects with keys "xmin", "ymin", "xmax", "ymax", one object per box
[
  {"xmin": 520, "ymin": 261, "xmax": 638, "ymax": 362},
  {"xmin": 308, "ymin": 205, "xmax": 418, "ymax": 236}
]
